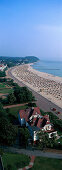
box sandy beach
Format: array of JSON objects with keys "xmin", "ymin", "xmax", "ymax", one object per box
[{"xmin": 11, "ymin": 64, "xmax": 62, "ymax": 109}]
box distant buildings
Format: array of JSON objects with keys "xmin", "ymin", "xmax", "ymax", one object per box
[
  {"xmin": 18, "ymin": 107, "xmax": 57, "ymax": 143},
  {"xmin": 0, "ymin": 64, "xmax": 7, "ymax": 71}
]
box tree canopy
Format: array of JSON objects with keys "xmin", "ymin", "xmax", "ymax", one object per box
[
  {"xmin": 6, "ymin": 86, "xmax": 35, "ymax": 104},
  {"xmin": 0, "ymin": 103, "xmax": 18, "ymax": 146}
]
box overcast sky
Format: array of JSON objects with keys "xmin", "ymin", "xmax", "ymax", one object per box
[{"xmin": 0, "ymin": 0, "xmax": 62, "ymax": 60}]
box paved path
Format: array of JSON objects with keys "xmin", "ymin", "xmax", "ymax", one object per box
[
  {"xmin": 7, "ymin": 68, "xmax": 62, "ymax": 119},
  {"xmin": 2, "ymin": 146, "xmax": 62, "ymax": 159},
  {"xmin": 3, "ymin": 102, "xmax": 28, "ymax": 109}
]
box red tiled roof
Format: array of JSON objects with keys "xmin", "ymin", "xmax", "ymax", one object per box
[
  {"xmin": 19, "ymin": 108, "xmax": 54, "ymax": 133},
  {"xmin": 31, "ymin": 117, "xmax": 38, "ymax": 126},
  {"xmin": 37, "ymin": 118, "xmax": 43, "ymax": 128},
  {"xmin": 43, "ymin": 115, "xmax": 50, "ymax": 121},
  {"xmin": 32, "ymin": 107, "xmax": 41, "ymax": 116},
  {"xmin": 37, "ymin": 114, "xmax": 50, "ymax": 129},
  {"xmin": 19, "ymin": 109, "xmax": 30, "ymax": 121},
  {"xmin": 19, "ymin": 107, "xmax": 41, "ymax": 122}
]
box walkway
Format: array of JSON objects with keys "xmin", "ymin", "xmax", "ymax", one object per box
[
  {"xmin": 18, "ymin": 156, "xmax": 35, "ymax": 170},
  {"xmin": 1, "ymin": 146, "xmax": 62, "ymax": 159},
  {"xmin": 3, "ymin": 102, "xmax": 28, "ymax": 109}
]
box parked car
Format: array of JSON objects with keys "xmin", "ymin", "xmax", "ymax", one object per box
[
  {"xmin": 57, "ymin": 111, "xmax": 61, "ymax": 114},
  {"xmin": 52, "ymin": 108, "xmax": 56, "ymax": 111}
]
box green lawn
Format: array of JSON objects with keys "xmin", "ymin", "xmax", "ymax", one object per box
[
  {"xmin": 31, "ymin": 157, "xmax": 62, "ymax": 170},
  {"xmin": 2, "ymin": 153, "xmax": 30, "ymax": 170},
  {"xmin": 0, "ymin": 82, "xmax": 10, "ymax": 88},
  {"xmin": 5, "ymin": 105, "xmax": 28, "ymax": 118},
  {"xmin": 0, "ymin": 83, "xmax": 6, "ymax": 88},
  {"xmin": 0, "ymin": 88, "xmax": 13, "ymax": 94},
  {"xmin": 0, "ymin": 82, "xmax": 13, "ymax": 94}
]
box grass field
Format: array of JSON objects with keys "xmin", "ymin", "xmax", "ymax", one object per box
[
  {"xmin": 0, "ymin": 82, "xmax": 10, "ymax": 88},
  {"xmin": 5, "ymin": 105, "xmax": 28, "ymax": 118},
  {"xmin": 31, "ymin": 157, "xmax": 62, "ymax": 170},
  {"xmin": 0, "ymin": 88, "xmax": 13, "ymax": 94},
  {"xmin": 2, "ymin": 153, "xmax": 30, "ymax": 170},
  {"xmin": 0, "ymin": 82, "xmax": 13, "ymax": 94},
  {"xmin": 2, "ymin": 154, "xmax": 62, "ymax": 170}
]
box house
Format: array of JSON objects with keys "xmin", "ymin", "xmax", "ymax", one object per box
[
  {"xmin": 36, "ymin": 115, "xmax": 57, "ymax": 138},
  {"xmin": 18, "ymin": 107, "xmax": 57, "ymax": 143},
  {"xmin": 0, "ymin": 64, "xmax": 7, "ymax": 71}
]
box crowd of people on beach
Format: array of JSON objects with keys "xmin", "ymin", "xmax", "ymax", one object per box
[{"xmin": 12, "ymin": 64, "xmax": 62, "ymax": 103}]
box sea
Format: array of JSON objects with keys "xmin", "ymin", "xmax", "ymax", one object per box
[{"xmin": 32, "ymin": 60, "xmax": 62, "ymax": 77}]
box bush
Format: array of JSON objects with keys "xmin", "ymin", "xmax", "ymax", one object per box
[
  {"xmin": 46, "ymin": 112, "xmax": 62, "ymax": 132},
  {"xmin": 0, "ymin": 71, "xmax": 6, "ymax": 77}
]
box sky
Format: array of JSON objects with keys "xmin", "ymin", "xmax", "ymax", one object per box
[{"xmin": 0, "ymin": 0, "xmax": 62, "ymax": 61}]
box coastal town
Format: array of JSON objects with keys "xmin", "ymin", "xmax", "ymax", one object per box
[
  {"xmin": 1, "ymin": 0, "xmax": 62, "ymax": 169},
  {"xmin": 0, "ymin": 64, "xmax": 7, "ymax": 71},
  {"xmin": 0, "ymin": 57, "xmax": 62, "ymax": 169}
]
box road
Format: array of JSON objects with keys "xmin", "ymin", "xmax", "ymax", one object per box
[
  {"xmin": 2, "ymin": 146, "xmax": 62, "ymax": 159},
  {"xmin": 7, "ymin": 68, "xmax": 62, "ymax": 119}
]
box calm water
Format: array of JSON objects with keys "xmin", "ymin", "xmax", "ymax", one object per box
[{"xmin": 32, "ymin": 60, "xmax": 62, "ymax": 77}]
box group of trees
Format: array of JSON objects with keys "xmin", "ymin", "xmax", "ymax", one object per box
[
  {"xmin": 40, "ymin": 110, "xmax": 62, "ymax": 134},
  {"xmin": 0, "ymin": 79, "xmax": 35, "ymax": 146},
  {"xmin": 0, "ymin": 102, "xmax": 30, "ymax": 147},
  {"xmin": 0, "ymin": 71, "xmax": 6, "ymax": 77},
  {"xmin": 0, "ymin": 103, "xmax": 18, "ymax": 146},
  {"xmin": 39, "ymin": 111, "xmax": 62, "ymax": 150},
  {"xmin": 0, "ymin": 78, "xmax": 7, "ymax": 82},
  {"xmin": 0, "ymin": 56, "xmax": 39, "ymax": 67},
  {"xmin": 7, "ymin": 85, "xmax": 35, "ymax": 104},
  {"xmin": 0, "ymin": 83, "xmax": 35, "ymax": 105},
  {"xmin": 0, "ymin": 78, "xmax": 17, "ymax": 87},
  {"xmin": 19, "ymin": 127, "xmax": 30, "ymax": 147},
  {"xmin": 0, "ymin": 99, "xmax": 31, "ymax": 147},
  {"xmin": 46, "ymin": 112, "xmax": 62, "ymax": 132},
  {"xmin": 0, "ymin": 78, "xmax": 14, "ymax": 84},
  {"xmin": 37, "ymin": 131, "xmax": 57, "ymax": 150}
]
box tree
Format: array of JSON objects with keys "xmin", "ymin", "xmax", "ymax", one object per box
[
  {"xmin": 38, "ymin": 131, "xmax": 57, "ymax": 150},
  {"xmin": 7, "ymin": 93, "xmax": 16, "ymax": 104},
  {"xmin": 0, "ymin": 102, "xmax": 3, "ymax": 111},
  {"xmin": 0, "ymin": 103, "xmax": 18, "ymax": 146},
  {"xmin": 46, "ymin": 112, "xmax": 62, "ymax": 132},
  {"xmin": 19, "ymin": 128, "xmax": 30, "ymax": 147},
  {"xmin": 14, "ymin": 86, "xmax": 35, "ymax": 103},
  {"xmin": 0, "ymin": 148, "xmax": 3, "ymax": 156},
  {"xmin": 0, "ymin": 102, "xmax": 7, "ymax": 117},
  {"xmin": 0, "ymin": 116, "xmax": 18, "ymax": 145},
  {"xmin": 27, "ymin": 102, "xmax": 36, "ymax": 107}
]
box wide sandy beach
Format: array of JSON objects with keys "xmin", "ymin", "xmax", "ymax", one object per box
[{"xmin": 11, "ymin": 64, "xmax": 62, "ymax": 109}]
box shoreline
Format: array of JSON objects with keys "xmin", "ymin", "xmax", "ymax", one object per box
[
  {"xmin": 11, "ymin": 64, "xmax": 62, "ymax": 109},
  {"xmin": 29, "ymin": 63, "xmax": 62, "ymax": 83},
  {"xmin": 32, "ymin": 60, "xmax": 62, "ymax": 78}
]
